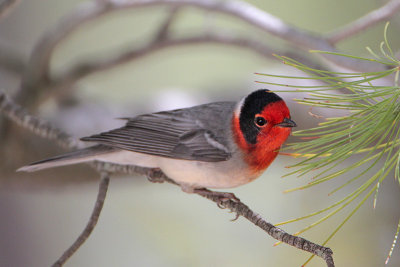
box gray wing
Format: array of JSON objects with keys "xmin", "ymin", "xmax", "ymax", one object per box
[{"xmin": 81, "ymin": 102, "xmax": 236, "ymax": 162}]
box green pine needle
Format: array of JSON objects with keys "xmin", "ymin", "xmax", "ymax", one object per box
[{"xmin": 262, "ymin": 23, "xmax": 400, "ymax": 265}]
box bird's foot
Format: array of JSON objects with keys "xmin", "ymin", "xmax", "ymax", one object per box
[
  {"xmin": 193, "ymin": 188, "xmax": 240, "ymax": 208},
  {"xmin": 146, "ymin": 168, "xmax": 165, "ymax": 183}
]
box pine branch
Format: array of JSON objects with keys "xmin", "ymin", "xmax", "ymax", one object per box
[{"xmin": 257, "ymin": 29, "xmax": 400, "ymax": 265}]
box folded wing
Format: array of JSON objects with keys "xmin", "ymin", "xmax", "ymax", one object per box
[{"xmin": 81, "ymin": 104, "xmax": 233, "ymax": 162}]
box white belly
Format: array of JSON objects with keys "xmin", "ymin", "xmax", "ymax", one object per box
[{"xmin": 96, "ymin": 150, "xmax": 260, "ymax": 190}]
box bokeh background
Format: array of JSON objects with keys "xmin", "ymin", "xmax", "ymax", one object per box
[{"xmin": 1, "ymin": 0, "xmax": 400, "ymax": 266}]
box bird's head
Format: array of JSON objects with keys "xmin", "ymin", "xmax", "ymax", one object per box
[{"xmin": 232, "ymin": 89, "xmax": 296, "ymax": 173}]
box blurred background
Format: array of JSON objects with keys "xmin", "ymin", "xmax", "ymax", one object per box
[{"xmin": 1, "ymin": 0, "xmax": 400, "ymax": 266}]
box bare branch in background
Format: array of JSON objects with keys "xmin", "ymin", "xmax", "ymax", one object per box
[
  {"xmin": 17, "ymin": 0, "xmax": 391, "ymax": 109},
  {"xmin": 47, "ymin": 32, "xmax": 327, "ymax": 103},
  {"xmin": 0, "ymin": 0, "xmax": 20, "ymax": 18},
  {"xmin": 328, "ymin": 0, "xmax": 400, "ymax": 44},
  {"xmin": 18, "ymin": 1, "xmax": 108, "ymax": 106},
  {"xmin": 52, "ymin": 33, "xmax": 277, "ymax": 90},
  {"xmin": 0, "ymin": 91, "xmax": 83, "ymax": 149},
  {"xmin": 154, "ymin": 6, "xmax": 181, "ymax": 41},
  {"xmin": 52, "ymin": 172, "xmax": 110, "ymax": 267}
]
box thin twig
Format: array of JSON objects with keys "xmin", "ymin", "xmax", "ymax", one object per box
[
  {"xmin": 52, "ymin": 172, "xmax": 110, "ymax": 267},
  {"xmin": 154, "ymin": 6, "xmax": 180, "ymax": 41},
  {"xmin": 328, "ymin": 0, "xmax": 400, "ymax": 44}
]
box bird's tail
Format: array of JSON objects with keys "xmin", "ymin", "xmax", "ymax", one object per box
[{"xmin": 17, "ymin": 145, "xmax": 116, "ymax": 172}]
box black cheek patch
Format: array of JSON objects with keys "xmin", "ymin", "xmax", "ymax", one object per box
[
  {"xmin": 239, "ymin": 121, "xmax": 259, "ymax": 145},
  {"xmin": 239, "ymin": 90, "xmax": 282, "ymax": 145}
]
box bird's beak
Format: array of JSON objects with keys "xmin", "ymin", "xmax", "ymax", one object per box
[{"xmin": 277, "ymin": 118, "xmax": 297, "ymax": 128}]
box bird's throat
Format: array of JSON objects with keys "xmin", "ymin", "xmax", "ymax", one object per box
[{"xmin": 246, "ymin": 147, "xmax": 279, "ymax": 174}]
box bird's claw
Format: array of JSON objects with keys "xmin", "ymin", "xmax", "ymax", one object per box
[
  {"xmin": 213, "ymin": 193, "xmax": 241, "ymax": 220},
  {"xmin": 215, "ymin": 192, "xmax": 240, "ymax": 208},
  {"xmin": 193, "ymin": 188, "xmax": 240, "ymax": 209},
  {"xmin": 146, "ymin": 168, "xmax": 165, "ymax": 183},
  {"xmin": 230, "ymin": 212, "xmax": 240, "ymax": 221}
]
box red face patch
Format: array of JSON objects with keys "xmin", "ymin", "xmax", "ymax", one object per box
[
  {"xmin": 232, "ymin": 100, "xmax": 292, "ymax": 174},
  {"xmin": 258, "ymin": 101, "xmax": 290, "ymax": 126}
]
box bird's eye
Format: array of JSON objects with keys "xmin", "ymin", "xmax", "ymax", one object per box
[{"xmin": 255, "ymin": 116, "xmax": 267, "ymax": 127}]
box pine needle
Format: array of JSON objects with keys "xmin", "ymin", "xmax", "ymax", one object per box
[{"xmin": 258, "ymin": 23, "xmax": 400, "ymax": 265}]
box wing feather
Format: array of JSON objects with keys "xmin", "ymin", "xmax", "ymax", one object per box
[{"xmin": 81, "ymin": 102, "xmax": 235, "ymax": 162}]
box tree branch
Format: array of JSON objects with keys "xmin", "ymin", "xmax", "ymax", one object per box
[
  {"xmin": 16, "ymin": 31, "xmax": 282, "ymax": 109},
  {"xmin": 154, "ymin": 6, "xmax": 181, "ymax": 42},
  {"xmin": 52, "ymin": 172, "xmax": 110, "ymax": 267},
  {"xmin": 18, "ymin": 0, "xmax": 385, "ymax": 108},
  {"xmin": 18, "ymin": 1, "xmax": 108, "ymax": 105},
  {"xmin": 94, "ymin": 162, "xmax": 335, "ymax": 267},
  {"xmin": 196, "ymin": 191, "xmax": 334, "ymax": 267},
  {"xmin": 327, "ymin": 0, "xmax": 400, "ymax": 44},
  {"xmin": 0, "ymin": 91, "xmax": 82, "ymax": 149},
  {"xmin": 52, "ymin": 32, "xmax": 277, "ymax": 90}
]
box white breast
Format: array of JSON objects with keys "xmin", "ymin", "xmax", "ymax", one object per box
[{"xmin": 96, "ymin": 150, "xmax": 260, "ymax": 190}]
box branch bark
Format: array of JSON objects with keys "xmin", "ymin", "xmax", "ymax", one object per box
[
  {"xmin": 91, "ymin": 161, "xmax": 335, "ymax": 267},
  {"xmin": 0, "ymin": 91, "xmax": 82, "ymax": 149},
  {"xmin": 196, "ymin": 191, "xmax": 334, "ymax": 267}
]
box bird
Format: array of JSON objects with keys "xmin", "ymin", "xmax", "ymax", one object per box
[{"xmin": 18, "ymin": 89, "xmax": 296, "ymax": 200}]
